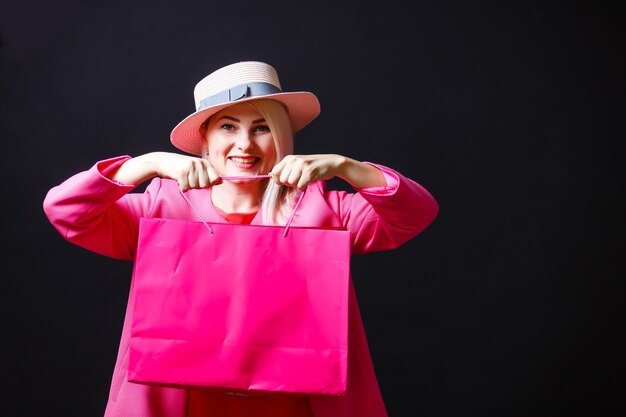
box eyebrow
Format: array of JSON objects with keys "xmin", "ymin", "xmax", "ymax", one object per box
[{"xmin": 217, "ymin": 115, "xmax": 266, "ymax": 124}]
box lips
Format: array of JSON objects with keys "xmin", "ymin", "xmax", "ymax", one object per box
[
  {"xmin": 229, "ymin": 156, "xmax": 259, "ymax": 164},
  {"xmin": 228, "ymin": 156, "xmax": 260, "ymax": 168}
]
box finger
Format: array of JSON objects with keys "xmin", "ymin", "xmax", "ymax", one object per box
[
  {"xmin": 287, "ymin": 166, "xmax": 302, "ymax": 188},
  {"xmin": 278, "ymin": 163, "xmax": 292, "ymax": 185},
  {"xmin": 187, "ymin": 161, "xmax": 202, "ymax": 189},
  {"xmin": 271, "ymin": 157, "xmax": 288, "ymax": 180},
  {"xmin": 297, "ymin": 162, "xmax": 316, "ymax": 190},
  {"xmin": 177, "ymin": 174, "xmax": 190, "ymax": 192},
  {"xmin": 270, "ymin": 165, "xmax": 284, "ymax": 185},
  {"xmin": 197, "ymin": 165, "xmax": 209, "ymax": 188},
  {"xmin": 296, "ymin": 173, "xmax": 311, "ymax": 190},
  {"xmin": 269, "ymin": 164, "xmax": 282, "ymax": 183},
  {"xmin": 271, "ymin": 157, "xmax": 286, "ymax": 174},
  {"xmin": 208, "ymin": 169, "xmax": 221, "ymax": 186},
  {"xmin": 200, "ymin": 163, "xmax": 219, "ymax": 187}
]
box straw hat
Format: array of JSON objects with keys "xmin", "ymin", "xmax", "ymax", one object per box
[{"xmin": 170, "ymin": 61, "xmax": 321, "ymax": 155}]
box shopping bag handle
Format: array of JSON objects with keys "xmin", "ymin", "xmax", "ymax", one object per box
[{"xmin": 179, "ymin": 175, "xmax": 305, "ymax": 238}]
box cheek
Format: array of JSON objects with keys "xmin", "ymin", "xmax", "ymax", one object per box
[
  {"xmin": 206, "ymin": 136, "xmax": 229, "ymax": 156},
  {"xmin": 263, "ymin": 147, "xmax": 277, "ymax": 166},
  {"xmin": 207, "ymin": 153, "xmax": 219, "ymax": 165},
  {"xmin": 261, "ymin": 138, "xmax": 277, "ymax": 159}
]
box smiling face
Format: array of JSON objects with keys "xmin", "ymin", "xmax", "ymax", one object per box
[{"xmin": 203, "ymin": 102, "xmax": 277, "ymax": 177}]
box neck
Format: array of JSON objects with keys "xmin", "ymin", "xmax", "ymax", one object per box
[{"xmin": 210, "ymin": 179, "xmax": 266, "ymax": 213}]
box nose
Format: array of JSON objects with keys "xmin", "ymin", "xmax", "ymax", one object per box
[{"xmin": 235, "ymin": 131, "xmax": 254, "ymax": 151}]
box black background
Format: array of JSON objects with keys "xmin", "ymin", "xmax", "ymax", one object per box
[{"xmin": 1, "ymin": 1, "xmax": 624, "ymax": 416}]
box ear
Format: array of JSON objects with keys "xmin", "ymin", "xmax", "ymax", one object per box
[{"xmin": 200, "ymin": 140, "xmax": 209, "ymax": 158}]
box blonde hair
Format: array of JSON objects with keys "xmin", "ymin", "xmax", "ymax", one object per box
[{"xmin": 201, "ymin": 99, "xmax": 300, "ymax": 225}]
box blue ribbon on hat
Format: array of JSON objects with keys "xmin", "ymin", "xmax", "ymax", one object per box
[{"xmin": 197, "ymin": 82, "xmax": 282, "ymax": 111}]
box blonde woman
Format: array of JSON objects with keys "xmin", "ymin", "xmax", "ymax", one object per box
[{"xmin": 43, "ymin": 61, "xmax": 439, "ymax": 417}]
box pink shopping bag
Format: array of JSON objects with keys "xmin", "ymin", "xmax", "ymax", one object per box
[{"xmin": 127, "ymin": 190, "xmax": 350, "ymax": 396}]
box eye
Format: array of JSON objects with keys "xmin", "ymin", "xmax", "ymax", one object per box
[
  {"xmin": 220, "ymin": 123, "xmax": 236, "ymax": 131},
  {"xmin": 254, "ymin": 125, "xmax": 270, "ymax": 133}
]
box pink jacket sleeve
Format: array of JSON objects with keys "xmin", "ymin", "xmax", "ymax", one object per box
[
  {"xmin": 324, "ymin": 163, "xmax": 439, "ymax": 255},
  {"xmin": 43, "ymin": 155, "xmax": 151, "ymax": 260}
]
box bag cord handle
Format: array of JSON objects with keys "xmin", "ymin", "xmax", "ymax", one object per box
[{"xmin": 179, "ymin": 175, "xmax": 305, "ymax": 237}]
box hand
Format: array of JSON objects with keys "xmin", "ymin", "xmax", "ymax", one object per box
[
  {"xmin": 270, "ymin": 154, "xmax": 388, "ymax": 190},
  {"xmin": 154, "ymin": 152, "xmax": 221, "ymax": 191},
  {"xmin": 270, "ymin": 154, "xmax": 345, "ymax": 190},
  {"xmin": 111, "ymin": 152, "xmax": 221, "ymax": 191}
]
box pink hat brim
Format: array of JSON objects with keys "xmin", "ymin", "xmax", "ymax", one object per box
[{"xmin": 170, "ymin": 91, "xmax": 320, "ymax": 155}]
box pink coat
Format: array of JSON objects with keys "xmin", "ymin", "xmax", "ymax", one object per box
[{"xmin": 43, "ymin": 156, "xmax": 439, "ymax": 417}]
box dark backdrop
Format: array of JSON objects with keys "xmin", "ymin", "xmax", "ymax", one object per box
[{"xmin": 1, "ymin": 1, "xmax": 624, "ymax": 416}]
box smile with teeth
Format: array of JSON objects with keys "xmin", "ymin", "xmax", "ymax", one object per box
[{"xmin": 229, "ymin": 156, "xmax": 259, "ymax": 165}]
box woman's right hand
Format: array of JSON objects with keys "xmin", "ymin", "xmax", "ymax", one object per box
[{"xmin": 110, "ymin": 152, "xmax": 222, "ymax": 191}]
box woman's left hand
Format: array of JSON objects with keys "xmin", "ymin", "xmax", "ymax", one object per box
[
  {"xmin": 270, "ymin": 154, "xmax": 387, "ymax": 190},
  {"xmin": 270, "ymin": 154, "xmax": 345, "ymax": 190}
]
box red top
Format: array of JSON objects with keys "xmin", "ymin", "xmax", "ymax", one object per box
[
  {"xmin": 213, "ymin": 207, "xmax": 258, "ymax": 225},
  {"xmin": 186, "ymin": 206, "xmax": 314, "ymax": 417}
]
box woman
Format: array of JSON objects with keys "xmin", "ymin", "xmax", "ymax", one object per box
[{"xmin": 43, "ymin": 61, "xmax": 439, "ymax": 417}]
